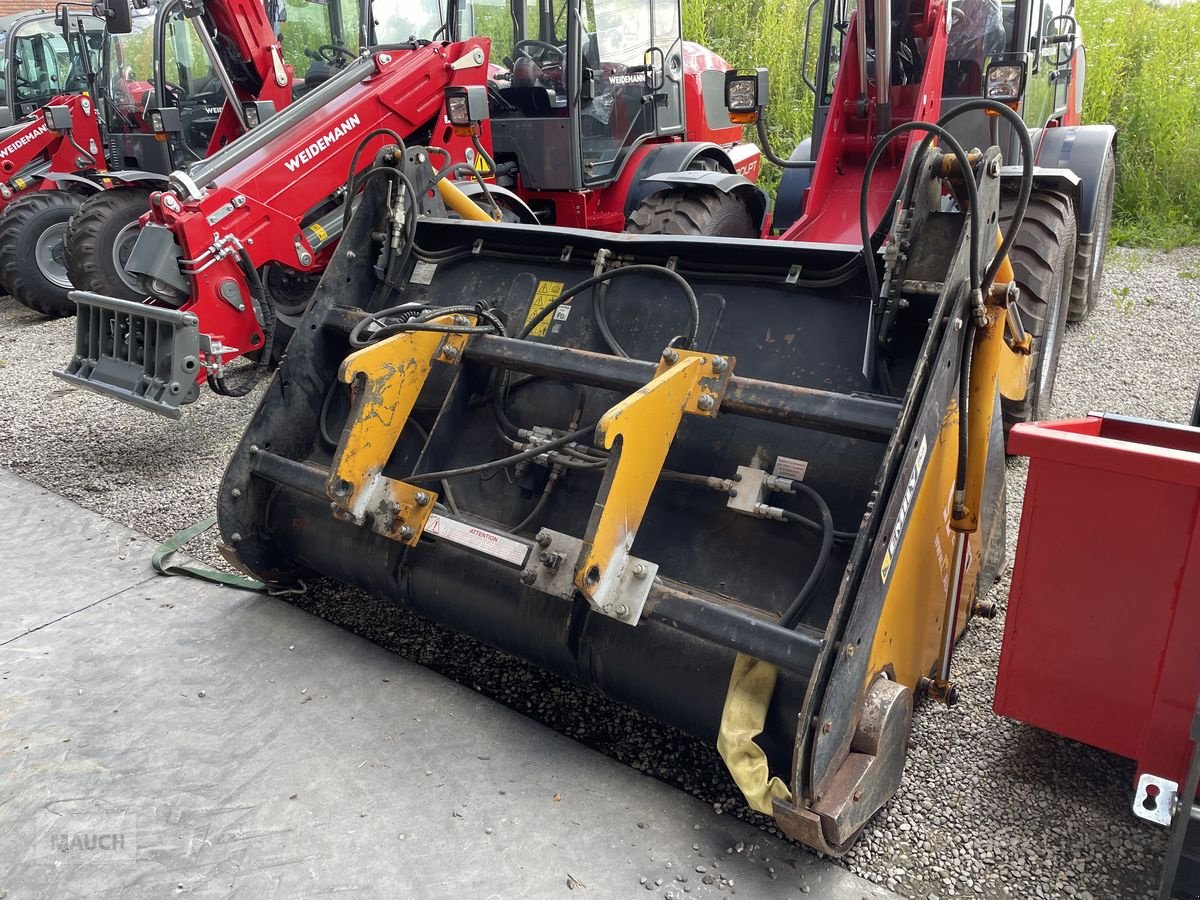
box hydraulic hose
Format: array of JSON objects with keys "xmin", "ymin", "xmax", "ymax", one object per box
[
  {"xmin": 779, "ymin": 482, "xmax": 836, "ymax": 628},
  {"xmin": 756, "ymin": 117, "xmax": 816, "ymax": 170},
  {"xmin": 208, "ymin": 245, "xmax": 274, "ymax": 397}
]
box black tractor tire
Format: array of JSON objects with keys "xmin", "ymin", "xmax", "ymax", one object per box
[
  {"xmin": 625, "ymin": 186, "xmax": 756, "ymax": 237},
  {"xmin": 1000, "ymin": 190, "xmax": 1077, "ymax": 433},
  {"xmin": 1067, "ymin": 147, "xmax": 1115, "ymax": 323},
  {"xmin": 0, "ymin": 190, "xmax": 85, "ymax": 317},
  {"xmin": 65, "ymin": 187, "xmax": 153, "ymax": 301}
]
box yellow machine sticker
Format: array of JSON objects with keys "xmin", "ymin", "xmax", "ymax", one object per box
[
  {"xmin": 473, "ymin": 153, "xmax": 491, "ymax": 175},
  {"xmin": 524, "ymin": 280, "xmax": 566, "ymax": 337},
  {"xmin": 310, "ymin": 222, "xmax": 328, "ymax": 242},
  {"xmin": 881, "ymin": 434, "xmax": 929, "ymax": 584}
]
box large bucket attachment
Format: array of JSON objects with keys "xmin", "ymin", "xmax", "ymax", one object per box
[{"xmin": 217, "ymin": 147, "xmax": 1010, "ymax": 853}]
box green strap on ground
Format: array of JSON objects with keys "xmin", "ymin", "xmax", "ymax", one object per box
[{"xmin": 152, "ymin": 515, "xmax": 278, "ymax": 593}]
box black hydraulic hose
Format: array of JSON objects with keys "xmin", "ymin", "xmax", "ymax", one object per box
[
  {"xmin": 931, "ymin": 99, "xmax": 1035, "ymax": 291},
  {"xmin": 208, "ymin": 245, "xmax": 274, "ymax": 398},
  {"xmin": 345, "ymin": 128, "xmax": 406, "ymax": 198},
  {"xmin": 756, "ymin": 117, "xmax": 816, "ymax": 170},
  {"xmin": 860, "ymin": 121, "xmax": 982, "ymax": 307},
  {"xmin": 779, "ymin": 481, "xmax": 836, "ymax": 629},
  {"xmin": 407, "ymin": 424, "xmax": 598, "ymax": 484},
  {"xmin": 519, "ymin": 264, "xmax": 700, "ymax": 350}
]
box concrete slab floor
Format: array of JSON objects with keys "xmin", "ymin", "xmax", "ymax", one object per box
[{"xmin": 0, "ymin": 470, "xmax": 900, "ymax": 900}]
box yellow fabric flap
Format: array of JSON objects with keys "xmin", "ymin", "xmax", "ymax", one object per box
[{"xmin": 716, "ymin": 653, "xmax": 793, "ymax": 815}]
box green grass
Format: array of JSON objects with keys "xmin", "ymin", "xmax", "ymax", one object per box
[
  {"xmin": 1076, "ymin": 0, "xmax": 1200, "ymax": 248},
  {"xmin": 682, "ymin": 0, "xmax": 1200, "ymax": 247}
]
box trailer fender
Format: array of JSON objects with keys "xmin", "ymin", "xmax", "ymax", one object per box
[
  {"xmin": 1029, "ymin": 124, "xmax": 1117, "ymax": 237},
  {"xmin": 637, "ymin": 170, "xmax": 769, "ymax": 232},
  {"xmin": 622, "ymin": 141, "xmax": 740, "ymax": 215},
  {"xmin": 771, "ymin": 138, "xmax": 814, "ymax": 233}
]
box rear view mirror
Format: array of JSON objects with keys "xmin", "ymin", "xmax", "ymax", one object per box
[{"xmin": 93, "ymin": 0, "xmax": 132, "ymax": 34}]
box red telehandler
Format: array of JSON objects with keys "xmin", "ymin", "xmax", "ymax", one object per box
[
  {"xmin": 0, "ymin": 0, "xmax": 307, "ymax": 316},
  {"xmin": 58, "ymin": 0, "xmax": 761, "ymax": 416}
]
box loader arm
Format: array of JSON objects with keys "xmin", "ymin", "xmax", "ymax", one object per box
[
  {"xmin": 61, "ymin": 40, "xmax": 490, "ymax": 412},
  {"xmin": 0, "ymin": 95, "xmax": 106, "ymax": 200}
]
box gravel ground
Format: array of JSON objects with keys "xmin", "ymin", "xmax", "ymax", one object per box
[{"xmin": 1, "ymin": 244, "xmax": 1197, "ymax": 899}]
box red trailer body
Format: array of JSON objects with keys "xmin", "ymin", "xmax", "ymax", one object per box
[{"xmin": 999, "ymin": 414, "xmax": 1200, "ymax": 814}]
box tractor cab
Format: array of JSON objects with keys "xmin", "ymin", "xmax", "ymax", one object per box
[
  {"xmin": 454, "ymin": 0, "xmax": 686, "ymax": 191},
  {"xmin": 0, "ymin": 10, "xmax": 104, "ymax": 125}
]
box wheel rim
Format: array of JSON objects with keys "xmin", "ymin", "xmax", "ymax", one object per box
[
  {"xmin": 112, "ymin": 220, "xmax": 143, "ymax": 293},
  {"xmin": 35, "ymin": 222, "xmax": 71, "ymax": 289}
]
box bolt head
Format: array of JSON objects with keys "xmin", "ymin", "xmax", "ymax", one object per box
[
  {"xmin": 821, "ymin": 720, "xmax": 832, "ymax": 734},
  {"xmin": 662, "ymin": 348, "xmax": 679, "ymax": 364},
  {"xmin": 230, "ymin": 532, "xmax": 242, "ymax": 543},
  {"xmin": 697, "ymin": 394, "xmax": 716, "ymax": 411},
  {"xmin": 231, "ymin": 488, "xmax": 243, "ymax": 498},
  {"xmin": 442, "ymin": 345, "xmax": 459, "ymax": 361},
  {"xmin": 520, "ymin": 569, "xmax": 538, "ymax": 586},
  {"xmin": 711, "ymin": 356, "xmax": 728, "ymax": 374},
  {"xmin": 535, "ymin": 530, "xmax": 552, "ymax": 548},
  {"xmin": 414, "ymin": 492, "xmax": 430, "ymax": 507},
  {"xmin": 632, "ymin": 563, "xmax": 647, "ymax": 579},
  {"xmin": 399, "ymin": 525, "xmax": 413, "ymax": 539},
  {"xmin": 614, "ymin": 603, "xmax": 630, "ymax": 618}
]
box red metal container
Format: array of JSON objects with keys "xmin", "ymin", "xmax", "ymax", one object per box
[{"xmin": 998, "ymin": 414, "xmax": 1200, "ymax": 800}]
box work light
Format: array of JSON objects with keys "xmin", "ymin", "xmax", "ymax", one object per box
[
  {"xmin": 444, "ymin": 86, "xmax": 489, "ymax": 137},
  {"xmin": 985, "ymin": 60, "xmax": 1025, "ymax": 103},
  {"xmin": 724, "ymin": 68, "xmax": 768, "ymax": 124},
  {"xmin": 243, "ymin": 101, "xmax": 276, "ymax": 128}
]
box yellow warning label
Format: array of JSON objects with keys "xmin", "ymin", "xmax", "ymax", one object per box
[
  {"xmin": 473, "ymin": 153, "xmax": 493, "ymax": 176},
  {"xmin": 524, "ymin": 280, "xmax": 565, "ymax": 337},
  {"xmin": 310, "ymin": 222, "xmax": 328, "ymax": 242}
]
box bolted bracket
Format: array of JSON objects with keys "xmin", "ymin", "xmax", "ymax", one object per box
[
  {"xmin": 573, "ymin": 347, "xmax": 732, "ymax": 625},
  {"xmin": 326, "ymin": 314, "xmax": 472, "ymax": 546}
]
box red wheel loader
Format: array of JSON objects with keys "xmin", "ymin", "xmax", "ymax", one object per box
[
  {"xmin": 0, "ymin": 0, "xmax": 321, "ymax": 317},
  {"xmin": 202, "ymin": 0, "xmax": 1102, "ymax": 856},
  {"xmin": 56, "ymin": 0, "xmax": 761, "ymax": 416}
]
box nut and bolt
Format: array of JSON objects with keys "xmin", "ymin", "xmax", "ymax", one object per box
[
  {"xmin": 231, "ymin": 488, "xmax": 243, "ymax": 498},
  {"xmin": 441, "ymin": 345, "xmax": 460, "ymax": 361},
  {"xmin": 821, "ymin": 720, "xmax": 832, "ymax": 735},
  {"xmin": 662, "ymin": 348, "xmax": 679, "ymax": 364},
  {"xmin": 414, "ymin": 492, "xmax": 430, "ymax": 507},
  {"xmin": 988, "ymin": 156, "xmax": 1002, "ymax": 177},
  {"xmin": 453, "ymin": 315, "xmax": 470, "ymax": 326},
  {"xmin": 711, "ymin": 356, "xmax": 728, "ymax": 374},
  {"xmin": 520, "ymin": 569, "xmax": 538, "ymax": 586},
  {"xmin": 535, "ymin": 530, "xmax": 552, "ymax": 547},
  {"xmin": 614, "ymin": 603, "xmax": 630, "ymax": 618},
  {"xmin": 632, "ymin": 563, "xmax": 648, "ymax": 580},
  {"xmin": 230, "ymin": 532, "xmax": 242, "ymax": 543},
  {"xmin": 398, "ymin": 525, "xmax": 414, "ymax": 540},
  {"xmin": 696, "ymin": 394, "xmax": 716, "ymax": 412},
  {"xmin": 249, "ymin": 444, "xmax": 260, "ymax": 455}
]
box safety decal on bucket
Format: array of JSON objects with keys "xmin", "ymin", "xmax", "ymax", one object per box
[
  {"xmin": 524, "ymin": 281, "xmax": 567, "ymax": 337},
  {"xmin": 880, "ymin": 434, "xmax": 929, "ymax": 584},
  {"xmin": 425, "ymin": 514, "xmax": 530, "ymax": 567}
]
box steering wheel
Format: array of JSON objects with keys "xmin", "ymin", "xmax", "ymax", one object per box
[
  {"xmin": 513, "ymin": 39, "xmax": 564, "ymax": 64},
  {"xmin": 316, "ymin": 43, "xmax": 354, "ymax": 64},
  {"xmin": 161, "ymin": 81, "xmax": 185, "ymax": 107}
]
